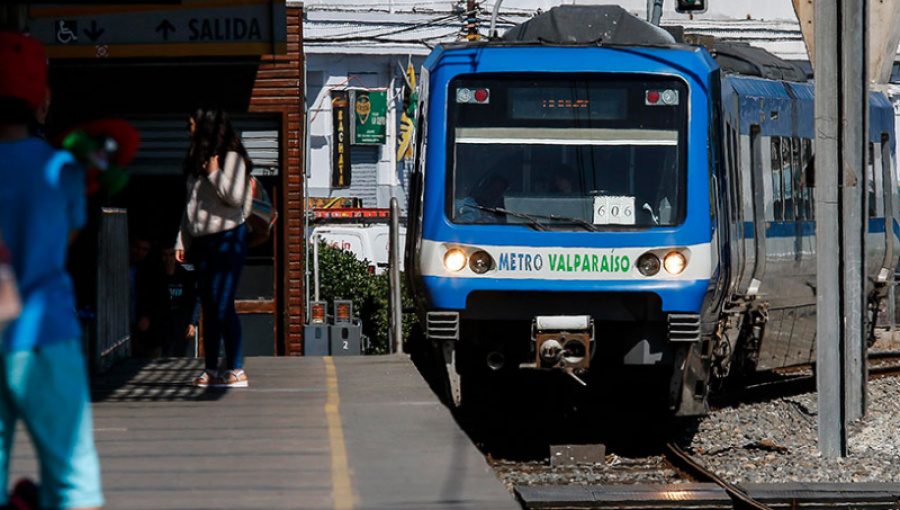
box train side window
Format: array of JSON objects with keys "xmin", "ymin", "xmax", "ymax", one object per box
[
  {"xmin": 781, "ymin": 137, "xmax": 794, "ymax": 221},
  {"xmin": 872, "ymin": 139, "xmax": 884, "ymax": 218},
  {"xmin": 802, "ymin": 139, "xmax": 813, "ymax": 219},
  {"xmin": 772, "ymin": 137, "xmax": 783, "ymax": 220},
  {"xmin": 792, "ymin": 137, "xmax": 803, "ymax": 220},
  {"xmin": 881, "ymin": 133, "xmax": 894, "ymax": 226},
  {"xmin": 868, "ymin": 142, "xmax": 877, "ymax": 218},
  {"xmin": 754, "ymin": 128, "xmax": 773, "ymax": 222},
  {"xmin": 727, "ymin": 123, "xmax": 740, "ymax": 222}
]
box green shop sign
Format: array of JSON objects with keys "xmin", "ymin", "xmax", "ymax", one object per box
[{"xmin": 351, "ymin": 90, "xmax": 387, "ymax": 145}]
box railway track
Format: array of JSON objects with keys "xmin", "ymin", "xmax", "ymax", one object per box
[
  {"xmin": 711, "ymin": 350, "xmax": 900, "ymax": 409},
  {"xmin": 663, "ymin": 442, "xmax": 774, "ymax": 510},
  {"xmin": 451, "ymin": 351, "xmax": 900, "ymax": 507}
]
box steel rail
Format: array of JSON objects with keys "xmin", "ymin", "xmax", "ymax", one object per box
[
  {"xmin": 711, "ymin": 351, "xmax": 900, "ymax": 409},
  {"xmin": 664, "ymin": 442, "xmax": 775, "ymax": 510}
]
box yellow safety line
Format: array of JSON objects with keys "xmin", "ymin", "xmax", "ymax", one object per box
[{"xmin": 324, "ymin": 357, "xmax": 355, "ymax": 510}]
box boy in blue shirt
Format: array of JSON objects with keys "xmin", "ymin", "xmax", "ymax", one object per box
[{"xmin": 0, "ymin": 31, "xmax": 103, "ymax": 510}]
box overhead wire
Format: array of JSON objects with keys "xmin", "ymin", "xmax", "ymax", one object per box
[
  {"xmin": 305, "ymin": 8, "xmax": 482, "ymax": 43},
  {"xmin": 307, "ymin": 12, "xmax": 460, "ymax": 39},
  {"xmin": 303, "ymin": 2, "xmax": 534, "ymax": 45}
]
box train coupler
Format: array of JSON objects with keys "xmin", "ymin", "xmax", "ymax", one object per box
[{"xmin": 531, "ymin": 315, "xmax": 594, "ymax": 378}]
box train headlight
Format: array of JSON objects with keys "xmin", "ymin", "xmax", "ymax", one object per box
[
  {"xmin": 469, "ymin": 250, "xmax": 493, "ymax": 274},
  {"xmin": 637, "ymin": 253, "xmax": 661, "ymax": 276},
  {"xmin": 444, "ymin": 249, "xmax": 468, "ymax": 272},
  {"xmin": 664, "ymin": 251, "xmax": 687, "ymax": 276}
]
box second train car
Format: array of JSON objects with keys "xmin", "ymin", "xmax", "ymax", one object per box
[{"xmin": 404, "ymin": 5, "xmax": 900, "ymax": 415}]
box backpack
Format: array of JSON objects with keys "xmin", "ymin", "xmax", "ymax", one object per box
[{"xmin": 245, "ymin": 176, "xmax": 278, "ymax": 248}]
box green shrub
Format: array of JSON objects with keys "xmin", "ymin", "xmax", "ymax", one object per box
[{"xmin": 315, "ymin": 241, "xmax": 417, "ymax": 354}]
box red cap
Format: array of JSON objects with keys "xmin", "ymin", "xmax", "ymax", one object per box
[{"xmin": 0, "ymin": 31, "xmax": 47, "ymax": 110}]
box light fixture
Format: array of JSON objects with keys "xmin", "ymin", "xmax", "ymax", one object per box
[
  {"xmin": 637, "ymin": 253, "xmax": 661, "ymax": 276},
  {"xmin": 444, "ymin": 249, "xmax": 467, "ymax": 272},
  {"xmin": 469, "ymin": 250, "xmax": 493, "ymax": 274},
  {"xmin": 664, "ymin": 251, "xmax": 687, "ymax": 276}
]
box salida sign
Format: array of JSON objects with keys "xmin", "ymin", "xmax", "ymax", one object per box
[
  {"xmin": 27, "ymin": 0, "xmax": 287, "ymax": 58},
  {"xmin": 188, "ymin": 17, "xmax": 263, "ymax": 41}
]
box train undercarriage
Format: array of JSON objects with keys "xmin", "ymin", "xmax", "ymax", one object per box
[
  {"xmin": 422, "ymin": 287, "xmax": 891, "ymax": 417},
  {"xmin": 423, "ymin": 291, "xmax": 714, "ymax": 416}
]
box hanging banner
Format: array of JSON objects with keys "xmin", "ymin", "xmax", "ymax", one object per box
[
  {"xmin": 332, "ymin": 90, "xmax": 351, "ymax": 188},
  {"xmin": 397, "ymin": 59, "xmax": 418, "ymax": 160},
  {"xmin": 351, "ymin": 90, "xmax": 387, "ymax": 145}
]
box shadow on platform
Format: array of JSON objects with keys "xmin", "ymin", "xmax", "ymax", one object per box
[{"xmin": 91, "ymin": 358, "xmax": 231, "ymax": 403}]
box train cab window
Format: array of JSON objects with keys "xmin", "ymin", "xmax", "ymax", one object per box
[
  {"xmin": 792, "ymin": 138, "xmax": 803, "ymax": 220},
  {"xmin": 868, "ymin": 142, "xmax": 877, "ymax": 218},
  {"xmin": 447, "ymin": 74, "xmax": 688, "ymax": 228},
  {"xmin": 802, "ymin": 139, "xmax": 814, "ymax": 219},
  {"xmin": 781, "ymin": 137, "xmax": 794, "ymax": 221}
]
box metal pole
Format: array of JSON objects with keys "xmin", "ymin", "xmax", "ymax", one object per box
[
  {"xmin": 389, "ymin": 197, "xmax": 403, "ymax": 354},
  {"xmin": 816, "ymin": 0, "xmax": 868, "ymax": 457},
  {"xmin": 648, "ymin": 0, "xmax": 664, "ymax": 26},
  {"xmin": 840, "ymin": 0, "xmax": 868, "ymax": 422},
  {"xmin": 890, "ymin": 277, "xmax": 896, "ymax": 333},
  {"xmin": 489, "ymin": 0, "xmax": 504, "ymax": 39},
  {"xmin": 304, "ymin": 57, "xmax": 312, "ymax": 323},
  {"xmin": 313, "ymin": 233, "xmax": 320, "ymax": 303},
  {"xmin": 466, "ymin": 0, "xmax": 478, "ymax": 40},
  {"xmin": 815, "ymin": 0, "xmax": 845, "ymax": 458}
]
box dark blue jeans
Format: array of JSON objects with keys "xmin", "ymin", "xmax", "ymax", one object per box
[{"xmin": 191, "ymin": 224, "xmax": 247, "ymax": 371}]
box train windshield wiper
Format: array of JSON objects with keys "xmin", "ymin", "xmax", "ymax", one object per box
[
  {"xmin": 461, "ymin": 204, "xmax": 549, "ymax": 231},
  {"xmin": 545, "ymin": 214, "xmax": 600, "ymax": 232}
]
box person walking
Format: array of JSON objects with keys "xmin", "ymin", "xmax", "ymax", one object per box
[
  {"xmin": 0, "ymin": 31, "xmax": 104, "ymax": 510},
  {"xmin": 175, "ymin": 106, "xmax": 252, "ymax": 388}
]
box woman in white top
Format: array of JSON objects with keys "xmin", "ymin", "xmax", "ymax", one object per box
[{"xmin": 175, "ymin": 106, "xmax": 252, "ymax": 388}]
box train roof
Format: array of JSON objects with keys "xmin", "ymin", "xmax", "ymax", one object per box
[
  {"xmin": 438, "ymin": 5, "xmax": 807, "ymax": 83},
  {"xmin": 501, "ymin": 5, "xmax": 676, "ymax": 46},
  {"xmin": 711, "ymin": 41, "xmax": 807, "ymax": 83}
]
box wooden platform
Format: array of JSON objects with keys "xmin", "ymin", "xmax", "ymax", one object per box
[{"xmin": 8, "ymin": 356, "xmax": 518, "ymax": 510}]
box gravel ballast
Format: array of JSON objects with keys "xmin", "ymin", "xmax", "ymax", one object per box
[
  {"xmin": 685, "ymin": 376, "xmax": 900, "ymax": 483},
  {"xmin": 487, "ymin": 373, "xmax": 900, "ymax": 489}
]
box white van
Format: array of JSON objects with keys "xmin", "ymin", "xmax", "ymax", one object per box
[{"xmin": 311, "ymin": 224, "xmax": 406, "ymax": 274}]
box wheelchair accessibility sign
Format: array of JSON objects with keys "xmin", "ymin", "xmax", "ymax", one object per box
[{"xmin": 55, "ymin": 20, "xmax": 78, "ymax": 44}]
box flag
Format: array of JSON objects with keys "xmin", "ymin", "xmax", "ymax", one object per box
[{"xmin": 397, "ymin": 58, "xmax": 418, "ymax": 160}]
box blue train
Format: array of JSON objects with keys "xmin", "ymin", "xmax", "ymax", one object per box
[{"xmin": 404, "ymin": 6, "xmax": 900, "ymax": 415}]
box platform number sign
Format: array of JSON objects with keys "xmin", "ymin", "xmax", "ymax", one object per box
[{"xmin": 593, "ymin": 196, "xmax": 635, "ymax": 225}]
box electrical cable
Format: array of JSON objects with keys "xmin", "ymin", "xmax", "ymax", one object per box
[
  {"xmin": 309, "ymin": 12, "xmax": 459, "ymax": 39},
  {"xmin": 305, "ymin": 8, "xmax": 481, "ymax": 43}
]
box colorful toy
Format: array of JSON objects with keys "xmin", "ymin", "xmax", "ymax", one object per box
[{"xmin": 59, "ymin": 118, "xmax": 141, "ymax": 196}]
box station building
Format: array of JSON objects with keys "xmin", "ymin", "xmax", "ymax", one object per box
[{"xmin": 1, "ymin": 2, "xmax": 306, "ymax": 360}]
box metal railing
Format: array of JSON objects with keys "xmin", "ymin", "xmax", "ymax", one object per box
[
  {"xmin": 876, "ymin": 271, "xmax": 900, "ymax": 332},
  {"xmin": 91, "ymin": 208, "xmax": 130, "ymax": 373}
]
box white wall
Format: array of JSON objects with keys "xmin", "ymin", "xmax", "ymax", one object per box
[{"xmin": 307, "ymin": 53, "xmax": 425, "ymax": 208}]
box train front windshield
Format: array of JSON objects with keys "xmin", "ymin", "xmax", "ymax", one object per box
[{"xmin": 448, "ymin": 75, "xmax": 688, "ymax": 228}]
